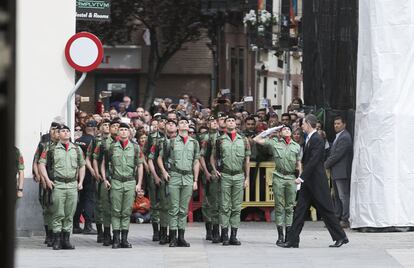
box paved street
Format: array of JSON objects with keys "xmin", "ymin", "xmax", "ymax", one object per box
[{"xmin": 16, "ymin": 222, "xmax": 414, "ymax": 268}]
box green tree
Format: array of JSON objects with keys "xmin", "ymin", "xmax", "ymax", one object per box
[{"xmin": 78, "ymin": 0, "xmax": 204, "ymax": 109}]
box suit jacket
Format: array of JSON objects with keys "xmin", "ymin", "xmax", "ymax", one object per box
[
  {"xmin": 324, "ymin": 129, "xmax": 353, "ymax": 180},
  {"xmin": 300, "ymin": 132, "xmax": 332, "ymax": 200}
]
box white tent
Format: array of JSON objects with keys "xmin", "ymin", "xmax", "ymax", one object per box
[{"xmin": 350, "ymin": 0, "xmax": 414, "ymax": 228}]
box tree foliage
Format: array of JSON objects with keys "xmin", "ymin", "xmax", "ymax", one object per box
[{"xmin": 77, "ymin": 0, "xmax": 205, "ymax": 109}]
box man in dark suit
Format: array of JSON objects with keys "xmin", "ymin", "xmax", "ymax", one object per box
[
  {"xmin": 325, "ymin": 116, "xmax": 353, "ymax": 228},
  {"xmin": 278, "ymin": 114, "xmax": 349, "ymax": 248}
]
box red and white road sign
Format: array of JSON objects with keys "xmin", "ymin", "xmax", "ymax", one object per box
[{"xmin": 65, "ymin": 32, "xmax": 103, "ymax": 72}]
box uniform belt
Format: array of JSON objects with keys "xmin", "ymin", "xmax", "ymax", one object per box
[
  {"xmin": 171, "ymin": 168, "xmax": 193, "ymax": 176},
  {"xmin": 222, "ymin": 170, "xmax": 244, "ymax": 176},
  {"xmin": 112, "ymin": 176, "xmax": 135, "ymax": 182},
  {"xmin": 54, "ymin": 177, "xmax": 77, "ymax": 183},
  {"xmin": 277, "ymin": 169, "xmax": 295, "ymax": 176}
]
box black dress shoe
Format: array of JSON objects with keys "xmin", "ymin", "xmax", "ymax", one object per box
[
  {"xmin": 277, "ymin": 240, "xmax": 299, "ymax": 248},
  {"xmin": 329, "ymin": 237, "xmax": 349, "ymax": 248}
]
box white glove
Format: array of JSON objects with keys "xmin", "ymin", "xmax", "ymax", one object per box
[{"xmin": 259, "ymin": 125, "xmax": 285, "ymax": 138}]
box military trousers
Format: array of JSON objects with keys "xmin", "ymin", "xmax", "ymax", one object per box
[
  {"xmin": 168, "ymin": 173, "xmax": 193, "ymax": 230},
  {"xmin": 220, "ymin": 173, "xmax": 244, "ymax": 229},
  {"xmin": 201, "ymin": 175, "xmax": 220, "ymax": 225},
  {"xmin": 273, "ymin": 175, "xmax": 296, "ymax": 226},
  {"xmin": 95, "ymin": 180, "xmax": 111, "ymax": 227},
  {"xmin": 158, "ymin": 180, "xmax": 170, "ymax": 228},
  {"xmin": 146, "ymin": 174, "xmax": 160, "ymax": 223},
  {"xmin": 110, "ymin": 179, "xmax": 135, "ymax": 230},
  {"xmin": 40, "ymin": 187, "xmax": 53, "ymax": 227},
  {"xmin": 50, "ymin": 181, "xmax": 78, "ymax": 233}
]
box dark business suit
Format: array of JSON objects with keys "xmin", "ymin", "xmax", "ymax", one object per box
[
  {"xmin": 287, "ymin": 131, "xmax": 346, "ymax": 244},
  {"xmin": 325, "ymin": 129, "xmax": 353, "ymax": 222}
]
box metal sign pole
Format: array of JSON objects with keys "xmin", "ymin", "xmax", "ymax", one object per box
[{"xmin": 67, "ymin": 72, "xmax": 87, "ymax": 136}]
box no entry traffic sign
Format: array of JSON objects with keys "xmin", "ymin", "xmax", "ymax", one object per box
[{"xmin": 65, "ymin": 32, "xmax": 103, "ymax": 72}]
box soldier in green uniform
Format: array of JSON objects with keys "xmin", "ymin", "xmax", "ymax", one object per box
[
  {"xmin": 158, "ymin": 117, "xmax": 200, "ymax": 247},
  {"xmin": 101, "ymin": 122, "xmax": 144, "ymax": 249},
  {"xmin": 15, "ymin": 147, "xmax": 25, "ymax": 198},
  {"xmin": 144, "ymin": 115, "xmax": 167, "ymax": 241},
  {"xmin": 254, "ymin": 125, "xmax": 302, "ymax": 245},
  {"xmin": 94, "ymin": 119, "xmax": 119, "ymax": 246},
  {"xmin": 199, "ymin": 115, "xmax": 221, "ymax": 243},
  {"xmin": 38, "ymin": 124, "xmax": 86, "ymax": 250},
  {"xmin": 32, "ymin": 122, "xmax": 60, "ymax": 246},
  {"xmin": 212, "ymin": 115, "xmax": 251, "ymax": 246},
  {"xmin": 148, "ymin": 119, "xmax": 178, "ymax": 245}
]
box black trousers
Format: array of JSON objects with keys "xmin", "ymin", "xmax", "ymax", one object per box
[
  {"xmin": 73, "ymin": 176, "xmax": 96, "ymax": 226},
  {"xmin": 287, "ymin": 183, "xmax": 346, "ymax": 243}
]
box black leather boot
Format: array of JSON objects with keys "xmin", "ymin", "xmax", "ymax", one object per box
[
  {"xmin": 152, "ymin": 222, "xmax": 160, "ymax": 241},
  {"xmin": 205, "ymin": 222, "xmax": 212, "ymax": 241},
  {"xmin": 47, "ymin": 229, "xmax": 54, "ymax": 247},
  {"xmin": 169, "ymin": 229, "xmax": 177, "ymax": 247},
  {"xmin": 285, "ymin": 226, "xmax": 291, "ymax": 243},
  {"xmin": 83, "ymin": 222, "xmax": 97, "ymax": 235},
  {"xmin": 72, "ymin": 222, "xmax": 83, "ymax": 234},
  {"xmin": 276, "ymin": 226, "xmax": 284, "ymax": 245},
  {"xmin": 52, "ymin": 232, "xmax": 62, "ymax": 250},
  {"xmin": 121, "ymin": 230, "xmax": 132, "ymax": 248},
  {"xmin": 44, "ymin": 225, "xmax": 49, "ymax": 244},
  {"xmin": 103, "ymin": 226, "xmax": 111, "ymax": 246},
  {"xmin": 112, "ymin": 230, "xmax": 121, "ymax": 249},
  {"xmin": 159, "ymin": 227, "xmax": 168, "ymax": 245},
  {"xmin": 221, "ymin": 228, "xmax": 229, "ymax": 246},
  {"xmin": 61, "ymin": 231, "xmax": 75, "ymax": 249},
  {"xmin": 96, "ymin": 224, "xmax": 103, "ymax": 243},
  {"xmin": 177, "ymin": 229, "xmax": 190, "ymax": 247},
  {"xmin": 229, "ymin": 228, "xmax": 241, "ymax": 245},
  {"xmin": 212, "ymin": 224, "xmax": 220, "ymax": 243}
]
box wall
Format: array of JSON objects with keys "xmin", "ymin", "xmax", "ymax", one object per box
[{"xmin": 15, "ymin": 0, "xmax": 76, "ymax": 236}]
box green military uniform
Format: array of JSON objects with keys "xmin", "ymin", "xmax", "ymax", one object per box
[
  {"xmin": 147, "ymin": 135, "xmax": 171, "ymax": 244},
  {"xmin": 214, "ymin": 132, "xmax": 250, "ymax": 245},
  {"xmin": 263, "ymin": 137, "xmax": 300, "ymax": 244},
  {"xmin": 93, "ymin": 135, "xmax": 114, "ymax": 245},
  {"xmin": 107, "ymin": 139, "xmax": 143, "ymax": 248},
  {"xmin": 39, "ymin": 141, "xmax": 85, "ymax": 250},
  {"xmin": 160, "ymin": 135, "xmax": 200, "ymax": 247},
  {"xmin": 199, "ymin": 131, "xmax": 221, "ymax": 242},
  {"xmin": 34, "ymin": 141, "xmax": 56, "ymax": 246},
  {"xmin": 145, "ymin": 131, "xmax": 163, "ymax": 241},
  {"xmin": 16, "ymin": 147, "xmax": 25, "ymax": 176}
]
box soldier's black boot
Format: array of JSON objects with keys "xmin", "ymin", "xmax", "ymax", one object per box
[
  {"xmin": 276, "ymin": 226, "xmax": 284, "ymax": 246},
  {"xmin": 152, "ymin": 222, "xmax": 160, "ymax": 241},
  {"xmin": 61, "ymin": 231, "xmax": 75, "ymax": 249},
  {"xmin": 221, "ymin": 228, "xmax": 230, "ymax": 246},
  {"xmin": 169, "ymin": 229, "xmax": 177, "ymax": 247},
  {"xmin": 52, "ymin": 232, "xmax": 62, "ymax": 250},
  {"xmin": 159, "ymin": 227, "xmax": 168, "ymax": 245},
  {"xmin": 212, "ymin": 224, "xmax": 220, "ymax": 243},
  {"xmin": 83, "ymin": 222, "xmax": 97, "ymax": 235},
  {"xmin": 177, "ymin": 229, "xmax": 190, "ymax": 247},
  {"xmin": 72, "ymin": 222, "xmax": 83, "ymax": 234},
  {"xmin": 120, "ymin": 230, "xmax": 132, "ymax": 248},
  {"xmin": 229, "ymin": 228, "xmax": 241, "ymax": 245},
  {"xmin": 285, "ymin": 226, "xmax": 292, "ymax": 243},
  {"xmin": 103, "ymin": 226, "xmax": 111, "ymax": 246},
  {"xmin": 112, "ymin": 230, "xmax": 121, "ymax": 249},
  {"xmin": 205, "ymin": 222, "xmax": 212, "ymax": 241},
  {"xmin": 44, "ymin": 225, "xmax": 49, "ymax": 244},
  {"xmin": 47, "ymin": 229, "xmax": 54, "ymax": 247},
  {"xmin": 96, "ymin": 224, "xmax": 103, "ymax": 243}
]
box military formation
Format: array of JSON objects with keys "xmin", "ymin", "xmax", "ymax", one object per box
[{"xmin": 30, "ymin": 113, "xmax": 305, "ymax": 250}]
